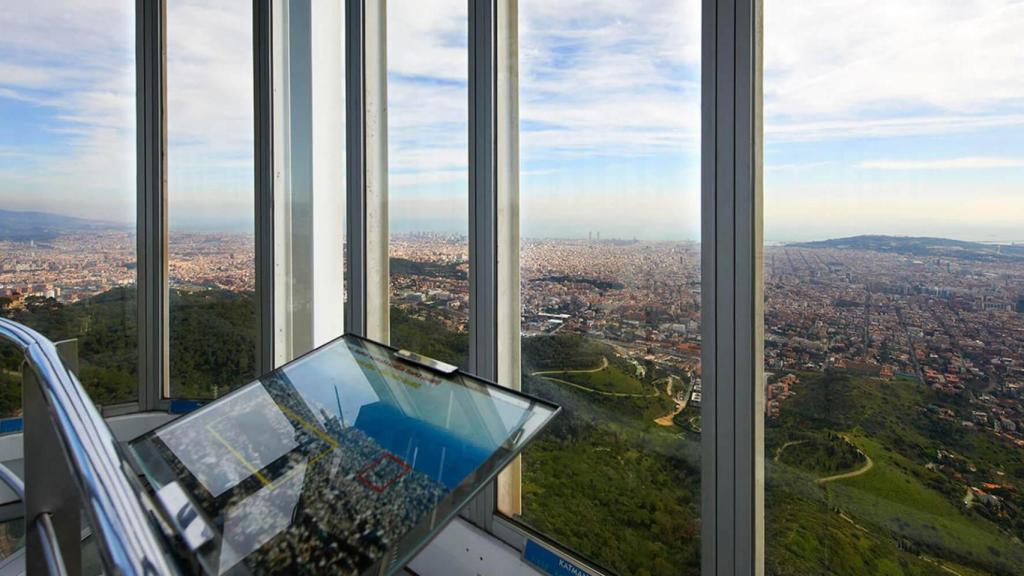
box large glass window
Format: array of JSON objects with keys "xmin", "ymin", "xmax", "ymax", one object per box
[
  {"xmin": 0, "ymin": 2, "xmax": 139, "ymax": 413},
  {"xmin": 166, "ymin": 0, "xmax": 257, "ymax": 399},
  {"xmin": 764, "ymin": 3, "xmax": 1024, "ymax": 574},
  {"xmin": 386, "ymin": 0, "xmax": 470, "ymax": 369},
  {"xmin": 499, "ymin": 2, "xmax": 702, "ymax": 574}
]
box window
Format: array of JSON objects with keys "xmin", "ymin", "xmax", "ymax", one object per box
[
  {"xmin": 498, "ymin": 2, "xmax": 703, "ymax": 574},
  {"xmin": 764, "ymin": 2, "xmax": 1024, "ymax": 574},
  {"xmin": 0, "ymin": 2, "xmax": 138, "ymax": 413},
  {"xmin": 386, "ymin": 0, "xmax": 470, "ymax": 369},
  {"xmin": 166, "ymin": 0, "xmax": 257, "ymax": 399}
]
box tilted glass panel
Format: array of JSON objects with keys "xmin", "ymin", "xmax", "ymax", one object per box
[
  {"xmin": 129, "ymin": 335, "xmax": 558, "ymax": 576},
  {"xmin": 0, "ymin": 2, "xmax": 139, "ymax": 413},
  {"xmin": 764, "ymin": 2, "xmax": 1024, "ymax": 574}
]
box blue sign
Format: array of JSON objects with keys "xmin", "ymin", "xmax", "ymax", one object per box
[
  {"xmin": 0, "ymin": 418, "xmax": 22, "ymax": 434},
  {"xmin": 169, "ymin": 399, "xmax": 204, "ymax": 414},
  {"xmin": 523, "ymin": 539, "xmax": 595, "ymax": 576}
]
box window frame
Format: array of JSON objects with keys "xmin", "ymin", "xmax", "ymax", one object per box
[{"xmin": 132, "ymin": 0, "xmax": 767, "ymax": 573}]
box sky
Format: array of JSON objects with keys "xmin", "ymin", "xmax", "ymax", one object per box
[{"xmin": 0, "ymin": 0, "xmax": 1022, "ymax": 242}]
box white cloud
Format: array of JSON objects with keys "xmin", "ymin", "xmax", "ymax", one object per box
[
  {"xmin": 518, "ymin": 0, "xmax": 700, "ymax": 159},
  {"xmin": 0, "ymin": 0, "xmax": 255, "ymax": 223},
  {"xmin": 388, "ymin": 0, "xmax": 468, "ymax": 82},
  {"xmin": 0, "ymin": 1, "xmax": 136, "ymax": 222},
  {"xmin": 765, "ymin": 0, "xmax": 1024, "ymax": 141},
  {"xmin": 860, "ymin": 157, "xmax": 1024, "ymax": 170}
]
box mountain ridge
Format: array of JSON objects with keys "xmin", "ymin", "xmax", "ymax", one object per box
[
  {"xmin": 790, "ymin": 234, "xmax": 1024, "ymax": 262},
  {"xmin": 0, "ymin": 209, "xmax": 124, "ymax": 241}
]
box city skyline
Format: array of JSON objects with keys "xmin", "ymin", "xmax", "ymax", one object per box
[{"xmin": 1, "ymin": 0, "xmax": 1023, "ymax": 241}]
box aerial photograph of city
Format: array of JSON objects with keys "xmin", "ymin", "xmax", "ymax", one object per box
[{"xmin": 2, "ymin": 0, "xmax": 1023, "ymax": 575}]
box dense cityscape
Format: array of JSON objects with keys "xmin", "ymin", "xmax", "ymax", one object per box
[
  {"xmin": 3, "ymin": 226, "xmax": 1024, "ymax": 574},
  {"xmin": 0, "ymin": 231, "xmax": 255, "ymax": 302}
]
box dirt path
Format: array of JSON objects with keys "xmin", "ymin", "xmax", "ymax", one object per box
[
  {"xmin": 655, "ymin": 376, "xmax": 690, "ymax": 426},
  {"xmin": 817, "ymin": 445, "xmax": 874, "ymax": 484},
  {"xmin": 773, "ymin": 440, "xmax": 807, "ymax": 462}
]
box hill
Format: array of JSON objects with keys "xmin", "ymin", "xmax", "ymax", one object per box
[
  {"xmin": 767, "ymin": 370, "xmax": 1024, "ymax": 575},
  {"xmin": 0, "ymin": 209, "xmax": 123, "ymax": 242},
  {"xmin": 791, "ymin": 235, "xmax": 1024, "ymax": 262}
]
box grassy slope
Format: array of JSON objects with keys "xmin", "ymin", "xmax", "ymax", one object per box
[
  {"xmin": 560, "ymin": 364, "xmax": 651, "ymax": 395},
  {"xmin": 768, "ymin": 371, "xmax": 1024, "ymax": 575},
  {"xmin": 522, "ymin": 431, "xmax": 700, "ymax": 576},
  {"xmin": 519, "ymin": 334, "xmax": 701, "ymax": 576}
]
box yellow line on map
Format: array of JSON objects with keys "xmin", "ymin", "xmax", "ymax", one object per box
[
  {"xmin": 208, "ymin": 426, "xmax": 271, "ymax": 487},
  {"xmin": 275, "ymin": 404, "xmax": 340, "ymax": 449}
]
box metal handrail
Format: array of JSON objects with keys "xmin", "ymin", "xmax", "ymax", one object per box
[
  {"xmin": 35, "ymin": 513, "xmax": 68, "ymax": 576},
  {"xmin": 0, "ymin": 462, "xmax": 24, "ymax": 501},
  {"xmin": 0, "ymin": 317, "xmax": 174, "ymax": 575}
]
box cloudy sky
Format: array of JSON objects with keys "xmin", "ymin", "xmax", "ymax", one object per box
[{"xmin": 1, "ymin": 0, "xmax": 1022, "ymax": 242}]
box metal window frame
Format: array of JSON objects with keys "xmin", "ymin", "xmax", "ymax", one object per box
[
  {"xmin": 345, "ymin": 0, "xmax": 368, "ymax": 338},
  {"xmin": 136, "ymin": 0, "xmax": 168, "ymax": 412},
  {"xmin": 463, "ymin": 0, "xmax": 501, "ymax": 530},
  {"xmin": 255, "ymin": 0, "xmax": 276, "ymax": 376},
  {"xmin": 481, "ymin": 1, "xmax": 765, "ymax": 575},
  {"xmin": 702, "ymin": 0, "xmax": 764, "ymax": 574},
  {"xmin": 135, "ymin": 0, "xmax": 277, "ymax": 409}
]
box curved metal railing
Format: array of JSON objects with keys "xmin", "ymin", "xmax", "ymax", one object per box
[{"xmin": 0, "ymin": 317, "xmax": 174, "ymax": 575}]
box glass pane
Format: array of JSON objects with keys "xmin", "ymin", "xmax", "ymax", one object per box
[
  {"xmin": 129, "ymin": 335, "xmax": 557, "ymax": 575},
  {"xmin": 764, "ymin": 3, "xmax": 1024, "ymax": 575},
  {"xmin": 167, "ymin": 0, "xmax": 257, "ymax": 399},
  {"xmin": 500, "ymin": 2, "xmax": 703, "ymax": 574},
  {"xmin": 386, "ymin": 0, "xmax": 470, "ymax": 369},
  {"xmin": 0, "ymin": 2, "xmax": 138, "ymax": 413}
]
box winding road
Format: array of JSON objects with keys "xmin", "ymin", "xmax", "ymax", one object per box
[{"xmin": 531, "ymin": 358, "xmax": 658, "ymax": 398}]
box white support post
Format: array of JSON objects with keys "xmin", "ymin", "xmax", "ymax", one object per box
[
  {"xmin": 272, "ymin": 0, "xmax": 347, "ymax": 365},
  {"xmin": 495, "ymin": 0, "xmax": 522, "ymax": 518},
  {"xmin": 364, "ymin": 0, "xmax": 390, "ymax": 344}
]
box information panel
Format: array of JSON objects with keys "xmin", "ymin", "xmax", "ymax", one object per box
[{"xmin": 129, "ymin": 335, "xmax": 558, "ymax": 575}]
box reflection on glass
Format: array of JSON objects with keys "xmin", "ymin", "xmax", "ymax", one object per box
[
  {"xmin": 500, "ymin": 1, "xmax": 703, "ymax": 575},
  {"xmin": 130, "ymin": 335, "xmax": 557, "ymax": 575},
  {"xmin": 166, "ymin": 0, "xmax": 257, "ymax": 399},
  {"xmin": 386, "ymin": 0, "xmax": 470, "ymax": 369},
  {"xmin": 0, "ymin": 2, "xmax": 138, "ymax": 412},
  {"xmin": 764, "ymin": 3, "xmax": 1024, "ymax": 575}
]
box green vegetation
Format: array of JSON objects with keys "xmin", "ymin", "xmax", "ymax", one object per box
[
  {"xmin": 522, "ymin": 333, "xmax": 606, "ymax": 371},
  {"xmin": 389, "ymin": 306, "xmax": 469, "ymax": 369},
  {"xmin": 537, "ymin": 357, "xmax": 653, "ymax": 396},
  {"xmin": 775, "ymin": 432, "xmax": 865, "ymax": 476},
  {"xmin": 522, "ymin": 429, "xmax": 699, "ymax": 576},
  {"xmin": 0, "ymin": 288, "xmax": 258, "ymax": 413},
  {"xmin": 767, "ymin": 370, "xmax": 1024, "ymax": 576},
  {"xmin": 168, "ymin": 289, "xmax": 257, "ymax": 399},
  {"xmin": 389, "ymin": 257, "xmax": 466, "ymax": 280},
  {"xmin": 1, "ymin": 288, "xmax": 139, "ymax": 412},
  {"xmin": 519, "ymin": 334, "xmax": 701, "ymax": 576}
]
